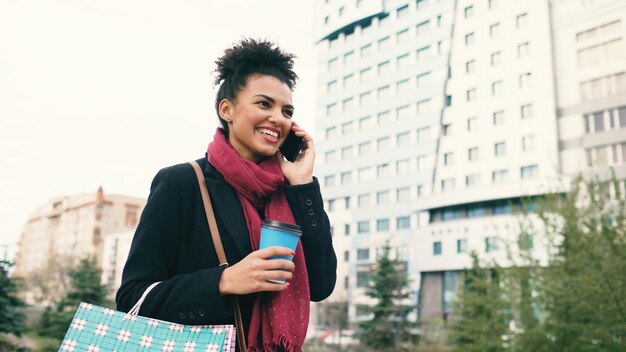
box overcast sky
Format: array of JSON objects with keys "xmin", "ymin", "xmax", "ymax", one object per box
[{"xmin": 0, "ymin": 0, "xmax": 320, "ymax": 258}]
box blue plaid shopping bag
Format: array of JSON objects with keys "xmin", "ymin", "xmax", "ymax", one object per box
[{"xmin": 59, "ymin": 283, "xmax": 236, "ymax": 352}]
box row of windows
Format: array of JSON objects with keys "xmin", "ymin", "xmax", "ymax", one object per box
[
  {"xmin": 464, "ymin": 13, "xmax": 528, "ymax": 46},
  {"xmin": 433, "ymin": 234, "xmax": 534, "ymax": 256},
  {"xmin": 576, "ymin": 20, "xmax": 621, "ymax": 43},
  {"xmin": 577, "ymin": 38, "xmax": 623, "ymax": 68},
  {"xmin": 338, "ymin": 216, "xmax": 413, "ymax": 236},
  {"xmin": 586, "ymin": 143, "xmax": 626, "ymax": 168},
  {"xmin": 462, "ymin": 74, "xmax": 532, "ymax": 104},
  {"xmin": 580, "ymin": 71, "xmax": 626, "ymax": 101},
  {"xmin": 440, "ymin": 165, "xmax": 539, "ymax": 192},
  {"xmin": 583, "ymin": 105, "xmax": 626, "ymax": 134},
  {"xmin": 464, "ymin": 42, "xmax": 530, "ymax": 75},
  {"xmin": 325, "ymin": 185, "xmax": 423, "ymax": 210},
  {"xmin": 442, "ymin": 107, "xmax": 534, "ymax": 139},
  {"xmin": 325, "ymin": 115, "xmax": 431, "ymax": 140},
  {"xmin": 325, "ymin": 91, "xmax": 433, "ymax": 118},
  {"xmin": 442, "ymin": 139, "xmax": 532, "ymax": 166}
]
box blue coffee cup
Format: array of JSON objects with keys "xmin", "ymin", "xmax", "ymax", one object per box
[{"xmin": 259, "ymin": 219, "xmax": 302, "ymax": 283}]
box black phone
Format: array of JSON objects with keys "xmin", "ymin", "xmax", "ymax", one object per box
[{"xmin": 279, "ymin": 130, "xmax": 305, "ymax": 162}]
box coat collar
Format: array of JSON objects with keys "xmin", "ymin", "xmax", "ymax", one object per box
[{"xmin": 197, "ymin": 156, "xmax": 253, "ymax": 260}]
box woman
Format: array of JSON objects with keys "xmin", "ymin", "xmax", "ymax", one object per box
[{"xmin": 116, "ymin": 39, "xmax": 337, "ymax": 351}]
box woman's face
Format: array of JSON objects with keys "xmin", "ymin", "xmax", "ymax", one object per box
[{"xmin": 220, "ymin": 74, "xmax": 294, "ymax": 163}]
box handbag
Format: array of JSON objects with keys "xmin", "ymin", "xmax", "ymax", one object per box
[
  {"xmin": 57, "ymin": 160, "xmax": 248, "ymax": 352},
  {"xmin": 60, "ymin": 298, "xmax": 236, "ymax": 352}
]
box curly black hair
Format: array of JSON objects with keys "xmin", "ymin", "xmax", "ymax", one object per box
[{"xmin": 213, "ymin": 38, "xmax": 298, "ymax": 133}]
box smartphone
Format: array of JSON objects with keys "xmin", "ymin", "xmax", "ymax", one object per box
[{"xmin": 279, "ymin": 130, "xmax": 305, "ymax": 162}]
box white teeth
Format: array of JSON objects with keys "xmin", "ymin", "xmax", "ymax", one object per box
[{"xmin": 258, "ymin": 128, "xmax": 278, "ymax": 138}]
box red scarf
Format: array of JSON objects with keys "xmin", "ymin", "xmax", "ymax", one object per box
[{"xmin": 207, "ymin": 128, "xmax": 309, "ymax": 352}]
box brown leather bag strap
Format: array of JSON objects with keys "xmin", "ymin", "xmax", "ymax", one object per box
[{"xmin": 188, "ymin": 161, "xmax": 247, "ymax": 352}]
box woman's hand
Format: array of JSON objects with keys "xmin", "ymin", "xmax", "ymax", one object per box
[
  {"xmin": 278, "ymin": 122, "xmax": 315, "ymax": 185},
  {"xmin": 219, "ymin": 246, "xmax": 296, "ymax": 295}
]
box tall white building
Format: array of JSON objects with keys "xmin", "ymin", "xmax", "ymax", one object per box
[{"xmin": 314, "ymin": 0, "xmax": 626, "ymax": 324}]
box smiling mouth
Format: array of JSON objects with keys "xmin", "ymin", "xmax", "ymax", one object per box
[{"xmin": 257, "ymin": 128, "xmax": 279, "ymax": 139}]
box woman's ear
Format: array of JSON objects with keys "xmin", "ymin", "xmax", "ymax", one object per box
[{"xmin": 218, "ymin": 99, "xmax": 233, "ymax": 123}]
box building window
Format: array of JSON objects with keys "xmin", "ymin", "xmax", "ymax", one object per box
[
  {"xmin": 444, "ymin": 152, "xmax": 454, "ymax": 166},
  {"xmin": 417, "ymin": 155, "xmax": 427, "ymax": 170},
  {"xmin": 377, "ymin": 60, "xmax": 391, "ymax": 75},
  {"xmin": 457, "ymin": 239, "xmax": 468, "ymax": 253},
  {"xmin": 356, "ymin": 265, "xmax": 370, "ymax": 287},
  {"xmin": 468, "ymin": 147, "xmax": 479, "ymax": 161},
  {"xmin": 491, "ymin": 51, "xmax": 502, "ymax": 66},
  {"xmin": 327, "ymin": 57, "xmax": 338, "ymax": 71},
  {"xmin": 396, "ymin": 53, "xmax": 410, "ymax": 68},
  {"xmin": 518, "ymin": 42, "xmax": 530, "ymax": 58},
  {"xmin": 344, "ymin": 250, "xmax": 350, "ymax": 262},
  {"xmin": 521, "ymin": 104, "xmax": 533, "ymax": 119},
  {"xmin": 466, "ymin": 174, "xmax": 480, "ymax": 188},
  {"xmin": 417, "ymin": 99, "xmax": 431, "ymax": 114},
  {"xmin": 467, "ymin": 116, "xmax": 477, "ymax": 131},
  {"xmin": 433, "ymin": 241, "xmax": 442, "ymax": 255},
  {"xmin": 341, "ymin": 171, "xmax": 352, "ymax": 184},
  {"xmin": 376, "ymin": 219, "xmax": 390, "ymax": 232},
  {"xmin": 416, "ymin": 46, "xmax": 431, "ymax": 61},
  {"xmin": 397, "ymin": 132, "xmax": 410, "ymax": 147},
  {"xmin": 341, "ymin": 121, "xmax": 354, "ymax": 135},
  {"xmin": 464, "ymin": 5, "xmax": 474, "ymax": 18},
  {"xmin": 396, "ymin": 79, "xmax": 410, "ymax": 94},
  {"xmin": 327, "ymin": 199, "xmax": 336, "ymax": 212},
  {"xmin": 396, "ymin": 28, "xmax": 410, "ymax": 44},
  {"xmin": 327, "ymin": 80, "xmax": 338, "ymax": 93},
  {"xmin": 358, "ymin": 141, "xmax": 371, "ymax": 156},
  {"xmin": 377, "ymin": 164, "xmax": 390, "ymax": 178},
  {"xmin": 325, "ymin": 127, "xmax": 337, "ymax": 139},
  {"xmin": 360, "ymin": 43, "xmax": 373, "ymax": 57},
  {"xmin": 359, "ymin": 116, "xmax": 372, "ymax": 130},
  {"xmin": 441, "ymin": 178, "xmax": 455, "ymax": 192},
  {"xmin": 522, "ymin": 135, "xmax": 534, "ymax": 151},
  {"xmin": 492, "ymin": 169, "xmax": 508, "ymax": 183},
  {"xmin": 324, "ymin": 175, "xmax": 336, "ymax": 187},
  {"xmin": 377, "ymin": 137, "xmax": 391, "ymax": 151},
  {"xmin": 417, "ymin": 127, "xmax": 430, "ymax": 142},
  {"xmin": 495, "ymin": 142, "xmax": 506, "ymax": 157},
  {"xmin": 493, "ymin": 110, "xmax": 504, "ymax": 125},
  {"xmin": 326, "ymin": 103, "xmax": 338, "ymax": 116},
  {"xmin": 378, "ymin": 36, "xmax": 391, "ymax": 50},
  {"xmin": 341, "ymin": 97, "xmax": 354, "ymax": 111},
  {"xmin": 466, "ymin": 88, "xmax": 477, "ymax": 102},
  {"xmin": 397, "ymin": 216, "xmax": 411, "ymax": 230},
  {"xmin": 397, "ymin": 187, "xmax": 410, "ymax": 202},
  {"xmin": 377, "ymin": 85, "xmax": 391, "ymax": 100},
  {"xmin": 359, "ymin": 91, "xmax": 373, "ymax": 105},
  {"xmin": 396, "ymin": 105, "xmax": 411, "ymax": 119},
  {"xmin": 416, "ymin": 71, "xmax": 431, "ymax": 88},
  {"xmin": 345, "ymin": 224, "xmax": 350, "ymax": 236},
  {"xmin": 465, "ymin": 32, "xmax": 475, "ymax": 46},
  {"xmin": 357, "ymin": 248, "xmax": 370, "ymax": 261},
  {"xmin": 516, "ymin": 13, "xmax": 528, "ymax": 29},
  {"xmin": 325, "ymin": 150, "xmax": 337, "ymax": 163},
  {"xmin": 490, "ymin": 23, "xmax": 501, "ymax": 37},
  {"xmin": 358, "ymin": 167, "xmax": 373, "ymax": 181},
  {"xmin": 377, "ymin": 111, "xmax": 391, "ymax": 125},
  {"xmin": 358, "ymin": 193, "xmax": 370, "ymax": 207},
  {"xmin": 466, "ymin": 59, "xmax": 476, "ymax": 74},
  {"xmin": 492, "ymin": 80, "xmax": 503, "ymax": 96},
  {"xmin": 486, "ymin": 236, "xmax": 499, "ymax": 252},
  {"xmin": 417, "ymin": 184, "xmax": 425, "ymax": 197},
  {"xmin": 519, "ymin": 72, "xmax": 532, "ymax": 88},
  {"xmin": 416, "ymin": 20, "xmax": 430, "ymax": 35},
  {"xmin": 442, "ymin": 123, "xmax": 451, "ymax": 137},
  {"xmin": 521, "ymin": 164, "xmax": 539, "ymax": 179},
  {"xmin": 357, "ymin": 221, "xmax": 370, "ymax": 234},
  {"xmin": 488, "ymin": 0, "xmax": 499, "ymax": 9},
  {"xmin": 397, "ymin": 4, "xmax": 409, "ymax": 17},
  {"xmin": 376, "ymin": 190, "xmax": 390, "ymax": 204}
]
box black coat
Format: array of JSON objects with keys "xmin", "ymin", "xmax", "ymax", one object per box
[{"xmin": 116, "ymin": 156, "xmax": 337, "ymax": 339}]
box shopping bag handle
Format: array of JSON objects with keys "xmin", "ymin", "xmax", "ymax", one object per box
[{"xmin": 122, "ymin": 281, "xmax": 162, "ymax": 320}]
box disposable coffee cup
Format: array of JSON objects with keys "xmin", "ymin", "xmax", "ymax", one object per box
[{"xmin": 259, "ymin": 219, "xmax": 302, "ymax": 284}]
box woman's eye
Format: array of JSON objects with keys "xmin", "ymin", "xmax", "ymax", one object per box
[
  {"xmin": 257, "ymin": 101, "xmax": 270, "ymax": 108},
  {"xmin": 283, "ymin": 110, "xmax": 294, "ymax": 118}
]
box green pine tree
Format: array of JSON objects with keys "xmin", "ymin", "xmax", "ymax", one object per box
[
  {"xmin": 448, "ymin": 252, "xmax": 510, "ymax": 352},
  {"xmin": 0, "ymin": 260, "xmax": 27, "ymax": 336},
  {"xmin": 358, "ymin": 243, "xmax": 417, "ymax": 351},
  {"xmin": 41, "ymin": 257, "xmax": 112, "ymax": 339},
  {"xmin": 534, "ymin": 177, "xmax": 626, "ymax": 351}
]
